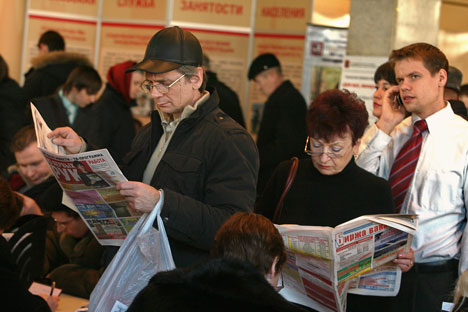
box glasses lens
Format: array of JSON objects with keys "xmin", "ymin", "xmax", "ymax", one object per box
[
  {"xmin": 155, "ymin": 84, "xmax": 169, "ymax": 94},
  {"xmin": 141, "ymin": 82, "xmax": 151, "ymax": 93}
]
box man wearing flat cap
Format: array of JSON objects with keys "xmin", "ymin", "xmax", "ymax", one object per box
[
  {"xmin": 248, "ymin": 53, "xmax": 307, "ymax": 195},
  {"xmin": 48, "ymin": 26, "xmax": 259, "ymax": 267},
  {"xmin": 444, "ymin": 66, "xmax": 468, "ymax": 119}
]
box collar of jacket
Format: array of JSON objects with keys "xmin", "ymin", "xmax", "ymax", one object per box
[
  {"xmin": 30, "ymin": 51, "xmax": 92, "ymax": 70},
  {"xmin": 149, "ymin": 86, "xmax": 220, "ymax": 139},
  {"xmin": 267, "ymin": 79, "xmax": 293, "ymax": 101}
]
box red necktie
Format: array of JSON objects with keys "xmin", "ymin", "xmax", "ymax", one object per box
[{"xmin": 388, "ymin": 120, "xmax": 428, "ymax": 213}]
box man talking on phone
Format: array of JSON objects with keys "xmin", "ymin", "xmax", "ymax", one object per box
[{"xmin": 357, "ymin": 43, "xmax": 468, "ymax": 312}]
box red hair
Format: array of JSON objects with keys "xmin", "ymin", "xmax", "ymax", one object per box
[{"xmin": 306, "ymin": 89, "xmax": 368, "ymax": 144}]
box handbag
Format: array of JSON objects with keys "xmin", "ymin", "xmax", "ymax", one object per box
[
  {"xmin": 272, "ymin": 157, "xmax": 299, "ymax": 223},
  {"xmin": 88, "ymin": 197, "xmax": 175, "ymax": 312}
]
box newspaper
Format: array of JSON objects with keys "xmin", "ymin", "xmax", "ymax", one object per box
[
  {"xmin": 31, "ymin": 103, "xmax": 141, "ymax": 246},
  {"xmin": 277, "ymin": 214, "xmax": 418, "ymax": 312}
]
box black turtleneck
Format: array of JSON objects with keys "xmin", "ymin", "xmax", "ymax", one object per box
[{"xmin": 255, "ymin": 157, "xmax": 395, "ymax": 227}]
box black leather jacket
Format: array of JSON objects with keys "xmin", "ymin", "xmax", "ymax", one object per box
[{"xmin": 123, "ymin": 88, "xmax": 259, "ymax": 267}]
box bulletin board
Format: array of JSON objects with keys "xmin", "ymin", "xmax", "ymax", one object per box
[{"xmin": 22, "ymin": 0, "xmax": 314, "ymax": 133}]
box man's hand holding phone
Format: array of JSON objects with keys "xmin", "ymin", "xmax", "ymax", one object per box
[{"xmin": 376, "ymin": 86, "xmax": 407, "ymax": 135}]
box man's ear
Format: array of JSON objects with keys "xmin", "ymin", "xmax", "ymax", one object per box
[
  {"xmin": 267, "ymin": 256, "xmax": 279, "ymax": 279},
  {"xmin": 439, "ymin": 68, "xmax": 448, "ymax": 88},
  {"xmin": 190, "ymin": 67, "xmax": 203, "ymax": 90},
  {"xmin": 38, "ymin": 43, "xmax": 49, "ymax": 54}
]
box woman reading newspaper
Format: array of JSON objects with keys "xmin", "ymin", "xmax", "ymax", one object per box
[{"xmin": 255, "ymin": 89, "xmax": 414, "ymax": 312}]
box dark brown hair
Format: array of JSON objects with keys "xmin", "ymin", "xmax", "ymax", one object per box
[
  {"xmin": 389, "ymin": 42, "xmax": 448, "ymax": 76},
  {"xmin": 10, "ymin": 125, "xmax": 37, "ymax": 153},
  {"xmin": 306, "ymin": 89, "xmax": 368, "ymax": 145},
  {"xmin": 0, "ymin": 177, "xmax": 23, "ymax": 230},
  {"xmin": 38, "ymin": 30, "xmax": 65, "ymax": 51},
  {"xmin": 211, "ymin": 212, "xmax": 287, "ymax": 275},
  {"xmin": 63, "ymin": 65, "xmax": 102, "ymax": 95},
  {"xmin": 374, "ymin": 62, "xmax": 397, "ymax": 85}
]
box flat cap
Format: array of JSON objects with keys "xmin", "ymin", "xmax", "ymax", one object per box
[
  {"xmin": 248, "ymin": 53, "xmax": 280, "ymax": 80},
  {"xmin": 128, "ymin": 26, "xmax": 202, "ymax": 74},
  {"xmin": 446, "ymin": 66, "xmax": 463, "ymax": 92}
]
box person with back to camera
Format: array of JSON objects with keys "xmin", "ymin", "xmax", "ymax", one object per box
[
  {"xmin": 23, "ymin": 30, "xmax": 92, "ymax": 101},
  {"xmin": 46, "ymin": 26, "xmax": 259, "ymax": 268},
  {"xmin": 127, "ymin": 212, "xmax": 307, "ymax": 312},
  {"xmin": 248, "ymin": 53, "xmax": 308, "ymax": 196},
  {"xmin": 0, "ymin": 177, "xmax": 58, "ymax": 312},
  {"xmin": 92, "ymin": 60, "xmax": 145, "ymax": 165},
  {"xmin": 255, "ymin": 89, "xmax": 414, "ymax": 312},
  {"xmin": 202, "ymin": 54, "xmax": 245, "ymax": 127},
  {"xmin": 356, "ymin": 43, "xmax": 468, "ymax": 312}
]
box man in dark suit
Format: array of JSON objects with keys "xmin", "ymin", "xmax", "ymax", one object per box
[{"xmin": 248, "ymin": 53, "xmax": 307, "ymax": 195}]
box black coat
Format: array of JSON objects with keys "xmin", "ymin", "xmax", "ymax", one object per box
[
  {"xmin": 127, "ymin": 257, "xmax": 306, "ymax": 312},
  {"xmin": 32, "ymin": 94, "xmax": 99, "ymax": 147},
  {"xmin": 0, "ymin": 77, "xmax": 29, "ymax": 176},
  {"xmin": 123, "ymin": 89, "xmax": 259, "ymax": 267},
  {"xmin": 206, "ymin": 71, "xmax": 245, "ymax": 127},
  {"xmin": 256, "ymin": 80, "xmax": 307, "ymax": 195},
  {"xmin": 92, "ymin": 83, "xmax": 136, "ymax": 165},
  {"xmin": 23, "ymin": 51, "xmax": 91, "ymax": 101},
  {"xmin": 0, "ymin": 236, "xmax": 51, "ymax": 312}
]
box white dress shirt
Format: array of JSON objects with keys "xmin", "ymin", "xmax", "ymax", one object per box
[{"xmin": 356, "ymin": 104, "xmax": 468, "ymax": 273}]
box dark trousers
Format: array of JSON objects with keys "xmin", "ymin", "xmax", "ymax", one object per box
[{"xmin": 390, "ymin": 259, "xmax": 458, "ymax": 312}]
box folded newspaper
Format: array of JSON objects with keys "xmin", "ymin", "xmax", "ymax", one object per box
[
  {"xmin": 31, "ymin": 103, "xmax": 141, "ymax": 246},
  {"xmin": 277, "ymin": 214, "xmax": 418, "ymax": 312}
]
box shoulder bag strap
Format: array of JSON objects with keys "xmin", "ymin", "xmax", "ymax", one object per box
[{"xmin": 273, "ymin": 157, "xmax": 299, "ymax": 223}]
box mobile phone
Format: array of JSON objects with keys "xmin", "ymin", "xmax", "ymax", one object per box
[{"xmin": 396, "ymin": 94, "xmax": 404, "ymax": 107}]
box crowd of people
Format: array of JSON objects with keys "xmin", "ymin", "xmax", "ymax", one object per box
[{"xmin": 2, "ymin": 26, "xmax": 468, "ymax": 312}]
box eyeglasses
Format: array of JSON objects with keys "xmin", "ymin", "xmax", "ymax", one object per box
[
  {"xmin": 275, "ymin": 272, "xmax": 284, "ymax": 292},
  {"xmin": 140, "ymin": 74, "xmax": 186, "ymax": 94},
  {"xmin": 304, "ymin": 136, "xmax": 346, "ymax": 159}
]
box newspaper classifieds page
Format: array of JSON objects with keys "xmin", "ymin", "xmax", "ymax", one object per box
[
  {"xmin": 278, "ymin": 225, "xmax": 338, "ymax": 312},
  {"xmin": 31, "ymin": 103, "xmax": 141, "ymax": 246},
  {"xmin": 344, "ymin": 214, "xmax": 416, "ymax": 297},
  {"xmin": 277, "ymin": 214, "xmax": 418, "ymax": 312}
]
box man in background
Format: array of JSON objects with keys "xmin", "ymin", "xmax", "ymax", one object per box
[
  {"xmin": 32, "ymin": 65, "xmax": 102, "ymax": 147},
  {"xmin": 443, "ymin": 66, "xmax": 468, "ymax": 119},
  {"xmin": 23, "ymin": 30, "xmax": 92, "ymax": 101},
  {"xmin": 202, "ymin": 54, "xmax": 245, "ymax": 127},
  {"xmin": 248, "ymin": 53, "xmax": 307, "ymax": 195},
  {"xmin": 48, "ymin": 205, "xmax": 104, "ymax": 299},
  {"xmin": 459, "ymin": 84, "xmax": 468, "ymax": 110}
]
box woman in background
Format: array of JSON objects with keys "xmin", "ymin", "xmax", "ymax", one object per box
[{"xmin": 359, "ymin": 62, "xmax": 398, "ymax": 153}]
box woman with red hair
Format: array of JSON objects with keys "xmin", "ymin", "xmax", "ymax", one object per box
[{"xmin": 256, "ymin": 89, "xmax": 414, "ymax": 312}]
